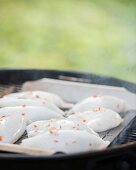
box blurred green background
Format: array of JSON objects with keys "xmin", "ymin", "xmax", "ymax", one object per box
[{"xmin": 0, "ymin": 0, "xmax": 136, "ymax": 82}]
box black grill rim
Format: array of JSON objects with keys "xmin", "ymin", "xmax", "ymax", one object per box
[{"xmin": 0, "ymin": 68, "xmax": 136, "ymax": 93}]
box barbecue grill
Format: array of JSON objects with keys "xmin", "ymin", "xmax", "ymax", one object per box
[{"xmin": 0, "ymin": 69, "xmax": 136, "ymax": 170}]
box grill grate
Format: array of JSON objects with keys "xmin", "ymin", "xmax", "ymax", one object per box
[
  {"xmin": 0, "ymin": 84, "xmax": 21, "ymax": 97},
  {"xmin": 125, "ymin": 127, "xmax": 136, "ymax": 143},
  {"xmin": 110, "ymin": 115, "xmax": 136, "ymax": 146}
]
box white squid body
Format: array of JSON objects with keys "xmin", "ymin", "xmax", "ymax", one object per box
[
  {"xmin": 0, "ymin": 98, "xmax": 64, "ymax": 115},
  {"xmin": 4, "ymin": 91, "xmax": 73, "ymax": 109},
  {"xmin": 21, "ymin": 130, "xmax": 109, "ymax": 154},
  {"xmin": 0, "ymin": 114, "xmax": 26, "ymax": 143},
  {"xmin": 68, "ymin": 95, "xmax": 128, "ymax": 114},
  {"xmin": 26, "ymin": 119, "xmax": 98, "ymax": 138},
  {"xmin": 68, "ymin": 107, "xmax": 123, "ymax": 132},
  {"xmin": 0, "ymin": 106, "xmax": 63, "ymax": 125}
]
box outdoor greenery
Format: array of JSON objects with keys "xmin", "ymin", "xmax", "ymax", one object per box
[{"xmin": 0, "ymin": 0, "xmax": 136, "ymax": 82}]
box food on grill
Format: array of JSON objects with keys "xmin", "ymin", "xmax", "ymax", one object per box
[
  {"xmin": 0, "ymin": 114, "xmax": 26, "ymax": 143},
  {"xmin": 26, "ymin": 119, "xmax": 99, "ymax": 138},
  {"xmin": 0, "ymin": 87, "xmax": 126, "ymax": 154},
  {"xmin": 0, "ymin": 98, "xmax": 64, "ymax": 115},
  {"xmin": 21, "ymin": 130, "xmax": 109, "ymax": 154},
  {"xmin": 4, "ymin": 91, "xmax": 73, "ymax": 109},
  {"xmin": 68, "ymin": 107, "xmax": 123, "ymax": 132},
  {"xmin": 68, "ymin": 95, "xmax": 127, "ymax": 115},
  {"xmin": 0, "ymin": 106, "xmax": 63, "ymax": 125}
]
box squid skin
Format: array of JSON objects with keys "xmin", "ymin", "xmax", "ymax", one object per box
[
  {"xmin": 4, "ymin": 91, "xmax": 73, "ymax": 109},
  {"xmin": 21, "ymin": 130, "xmax": 109, "ymax": 154},
  {"xmin": 68, "ymin": 107, "xmax": 123, "ymax": 132},
  {"xmin": 68, "ymin": 95, "xmax": 128, "ymax": 115},
  {"xmin": 0, "ymin": 114, "xmax": 26, "ymax": 144},
  {"xmin": 0, "ymin": 106, "xmax": 63, "ymax": 125},
  {"xmin": 26, "ymin": 119, "xmax": 99, "ymax": 138},
  {"xmin": 0, "ymin": 98, "xmax": 64, "ymax": 115}
]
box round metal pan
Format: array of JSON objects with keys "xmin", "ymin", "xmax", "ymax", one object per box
[{"xmin": 0, "ymin": 69, "xmax": 136, "ymax": 170}]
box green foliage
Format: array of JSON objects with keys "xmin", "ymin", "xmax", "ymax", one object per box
[{"xmin": 0, "ymin": 0, "xmax": 136, "ymax": 82}]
